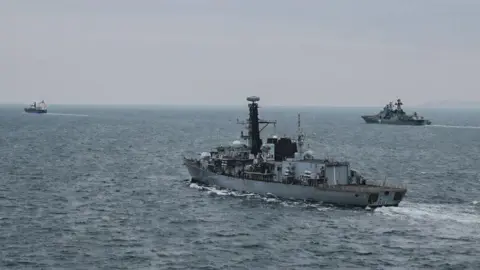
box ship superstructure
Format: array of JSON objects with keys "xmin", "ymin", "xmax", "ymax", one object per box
[
  {"xmin": 361, "ymin": 98, "xmax": 431, "ymax": 125},
  {"xmin": 184, "ymin": 96, "xmax": 406, "ymax": 208}
]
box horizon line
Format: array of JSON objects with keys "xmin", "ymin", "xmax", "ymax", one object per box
[
  {"xmin": 0, "ymin": 102, "xmax": 478, "ymax": 109},
  {"xmin": 0, "ymin": 102, "xmax": 377, "ymax": 107}
]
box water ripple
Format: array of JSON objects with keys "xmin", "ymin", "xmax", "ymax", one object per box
[{"xmin": 1, "ymin": 107, "xmax": 480, "ymax": 269}]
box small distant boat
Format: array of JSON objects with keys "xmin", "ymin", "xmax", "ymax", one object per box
[{"xmin": 24, "ymin": 100, "xmax": 47, "ymax": 114}]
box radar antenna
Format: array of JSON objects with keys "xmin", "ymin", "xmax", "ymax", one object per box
[
  {"xmin": 395, "ymin": 98, "xmax": 403, "ymax": 111},
  {"xmin": 236, "ymin": 96, "xmax": 276, "ymax": 155}
]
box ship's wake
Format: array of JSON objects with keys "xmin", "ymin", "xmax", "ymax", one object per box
[
  {"xmin": 188, "ymin": 181, "xmax": 480, "ymax": 220},
  {"xmin": 45, "ymin": 113, "xmax": 89, "ymax": 117},
  {"xmin": 375, "ymin": 201, "xmax": 480, "ymax": 225},
  {"xmin": 429, "ymin": 124, "xmax": 480, "ymax": 129}
]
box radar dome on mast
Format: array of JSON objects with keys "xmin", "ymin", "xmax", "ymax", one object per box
[
  {"xmin": 246, "ymin": 96, "xmax": 260, "ymax": 102},
  {"xmin": 303, "ymin": 150, "xmax": 314, "ymax": 159}
]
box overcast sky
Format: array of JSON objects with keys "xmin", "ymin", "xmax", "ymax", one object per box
[{"xmin": 1, "ymin": 0, "xmax": 479, "ymax": 106}]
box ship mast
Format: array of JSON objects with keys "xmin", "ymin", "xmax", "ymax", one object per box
[
  {"xmin": 395, "ymin": 98, "xmax": 403, "ymax": 111},
  {"xmin": 237, "ymin": 96, "xmax": 276, "ymax": 156},
  {"xmin": 297, "ymin": 113, "xmax": 304, "ymax": 156}
]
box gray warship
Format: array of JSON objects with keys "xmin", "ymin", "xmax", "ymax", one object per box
[
  {"xmin": 183, "ymin": 96, "xmax": 407, "ymax": 208},
  {"xmin": 24, "ymin": 100, "xmax": 47, "ymax": 114},
  {"xmin": 361, "ymin": 98, "xmax": 431, "ymax": 125}
]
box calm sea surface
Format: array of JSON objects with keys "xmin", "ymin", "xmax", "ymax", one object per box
[{"xmin": 1, "ymin": 105, "xmax": 479, "ymax": 269}]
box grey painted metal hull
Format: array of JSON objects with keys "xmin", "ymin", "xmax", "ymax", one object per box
[
  {"xmin": 361, "ymin": 115, "xmax": 431, "ymax": 126},
  {"xmin": 24, "ymin": 108, "xmax": 47, "ymax": 114},
  {"xmin": 184, "ymin": 159, "xmax": 406, "ymax": 208}
]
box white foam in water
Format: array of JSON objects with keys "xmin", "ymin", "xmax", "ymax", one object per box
[
  {"xmin": 375, "ymin": 201, "xmax": 480, "ymax": 225},
  {"xmin": 188, "ymin": 183, "xmax": 256, "ymax": 198},
  {"xmin": 188, "ymin": 183, "xmax": 206, "ymax": 191},
  {"xmin": 429, "ymin": 124, "xmax": 480, "ymax": 129}
]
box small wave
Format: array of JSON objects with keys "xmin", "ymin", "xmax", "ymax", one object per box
[{"xmin": 429, "ymin": 124, "xmax": 480, "ymax": 129}]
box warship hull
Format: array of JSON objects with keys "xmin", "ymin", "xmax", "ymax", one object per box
[
  {"xmin": 24, "ymin": 108, "xmax": 47, "ymax": 114},
  {"xmin": 184, "ymin": 159, "xmax": 406, "ymax": 208},
  {"xmin": 361, "ymin": 115, "xmax": 431, "ymax": 126}
]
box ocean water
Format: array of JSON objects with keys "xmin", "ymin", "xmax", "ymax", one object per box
[{"xmin": 0, "ymin": 105, "xmax": 479, "ymax": 269}]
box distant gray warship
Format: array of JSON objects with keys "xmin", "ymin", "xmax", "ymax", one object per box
[
  {"xmin": 24, "ymin": 100, "xmax": 47, "ymax": 114},
  {"xmin": 361, "ymin": 98, "xmax": 431, "ymax": 125},
  {"xmin": 184, "ymin": 96, "xmax": 406, "ymax": 208}
]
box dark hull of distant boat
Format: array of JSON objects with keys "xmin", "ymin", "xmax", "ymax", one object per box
[
  {"xmin": 24, "ymin": 108, "xmax": 47, "ymax": 114},
  {"xmin": 361, "ymin": 115, "xmax": 431, "ymax": 126}
]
